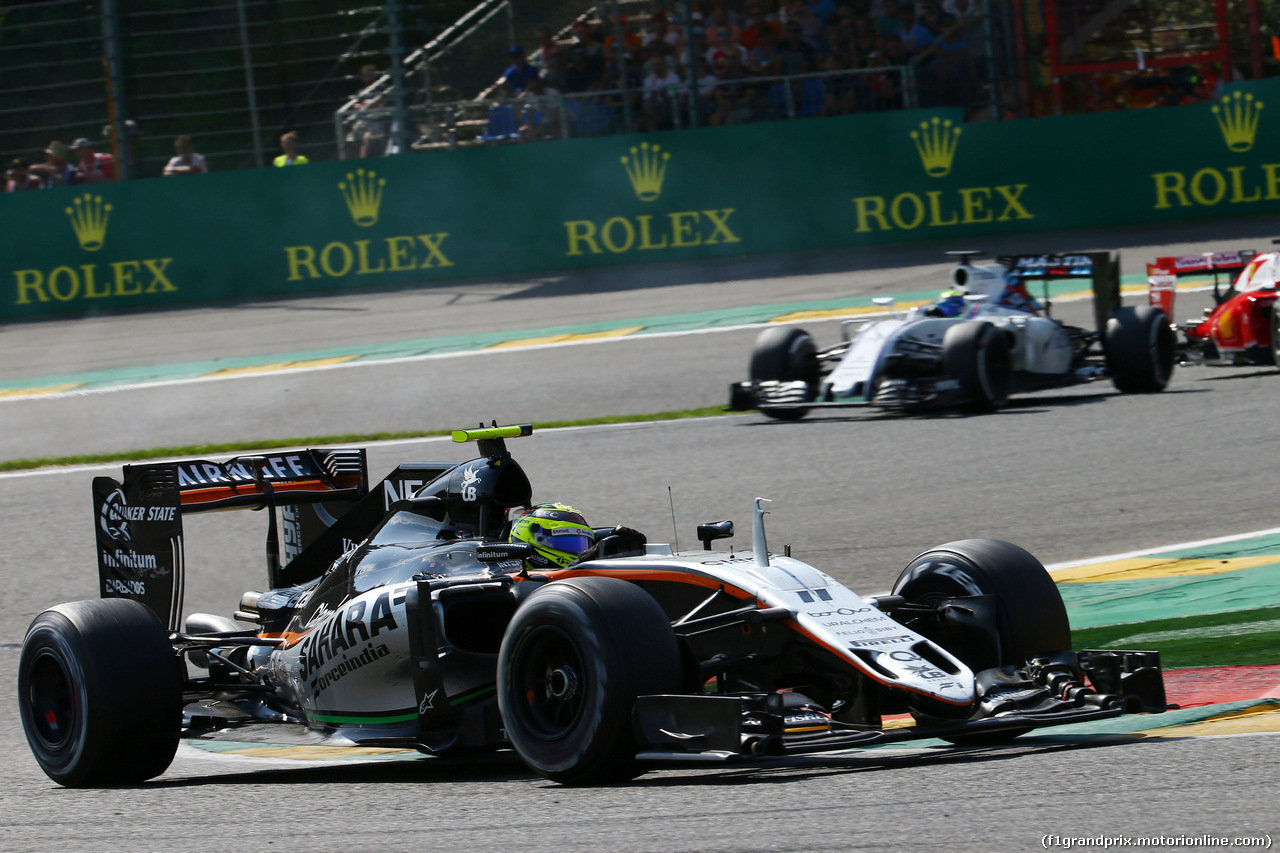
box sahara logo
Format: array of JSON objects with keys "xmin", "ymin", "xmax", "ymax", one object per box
[
  {"xmin": 1213, "ymin": 91, "xmax": 1263, "ymax": 153},
  {"xmin": 284, "ymin": 166, "xmax": 453, "ymax": 280},
  {"xmin": 66, "ymin": 193, "xmax": 112, "ymax": 251},
  {"xmin": 1152, "ymin": 88, "xmax": 1280, "ymax": 211},
  {"xmin": 850, "ymin": 115, "xmax": 1032, "ymax": 233},
  {"xmin": 620, "ymin": 142, "xmax": 670, "ymax": 201},
  {"xmin": 910, "ymin": 117, "xmax": 961, "ymax": 178},
  {"xmin": 13, "ymin": 194, "xmax": 178, "ymax": 306},
  {"xmin": 338, "ymin": 168, "xmax": 386, "ymax": 226},
  {"xmin": 563, "ymin": 140, "xmax": 740, "ymax": 256}
]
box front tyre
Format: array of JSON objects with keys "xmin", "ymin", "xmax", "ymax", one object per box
[
  {"xmin": 893, "ymin": 539, "xmax": 1070, "ymax": 744},
  {"xmin": 1106, "ymin": 305, "xmax": 1176, "ymax": 393},
  {"xmin": 18, "ymin": 599, "xmax": 182, "ymax": 787},
  {"xmin": 498, "ymin": 577, "xmax": 682, "ymax": 784},
  {"xmin": 749, "ymin": 326, "xmax": 819, "ymax": 420}
]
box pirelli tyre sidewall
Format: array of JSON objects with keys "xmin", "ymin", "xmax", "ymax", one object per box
[
  {"xmin": 893, "ymin": 539, "xmax": 1071, "ymax": 670},
  {"xmin": 497, "ymin": 577, "xmax": 681, "ymax": 784},
  {"xmin": 18, "ymin": 598, "xmax": 181, "ymax": 787}
]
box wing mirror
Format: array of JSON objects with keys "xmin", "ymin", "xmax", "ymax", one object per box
[{"xmin": 697, "ymin": 520, "xmax": 734, "ymax": 550}]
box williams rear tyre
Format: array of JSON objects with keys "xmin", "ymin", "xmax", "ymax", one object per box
[
  {"xmin": 498, "ymin": 577, "xmax": 682, "ymax": 784},
  {"xmin": 892, "ymin": 539, "xmax": 1071, "ymax": 744},
  {"xmin": 1106, "ymin": 305, "xmax": 1176, "ymax": 393},
  {"xmin": 940, "ymin": 321, "xmax": 1012, "ymax": 411},
  {"xmin": 748, "ymin": 326, "xmax": 819, "ymax": 420},
  {"xmin": 18, "ymin": 598, "xmax": 182, "ymax": 787}
]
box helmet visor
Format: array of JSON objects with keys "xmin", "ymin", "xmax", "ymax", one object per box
[{"xmin": 535, "ymin": 528, "xmax": 594, "ymax": 556}]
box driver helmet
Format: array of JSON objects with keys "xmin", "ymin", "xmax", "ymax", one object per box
[
  {"xmin": 934, "ymin": 289, "xmax": 966, "ymax": 317},
  {"xmin": 509, "ymin": 503, "xmax": 595, "ymax": 568}
]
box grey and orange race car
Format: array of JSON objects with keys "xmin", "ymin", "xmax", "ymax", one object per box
[{"xmin": 20, "ymin": 424, "xmax": 1167, "ymax": 787}]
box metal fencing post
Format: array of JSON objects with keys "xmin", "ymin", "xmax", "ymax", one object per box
[
  {"xmin": 101, "ymin": 0, "xmax": 132, "ymax": 179},
  {"xmin": 235, "ymin": 0, "xmax": 265, "ymax": 167},
  {"xmin": 386, "ymin": 0, "xmax": 411, "ymax": 154}
]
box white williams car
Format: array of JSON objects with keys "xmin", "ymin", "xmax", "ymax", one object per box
[{"xmin": 730, "ymin": 252, "xmax": 1177, "ymax": 419}]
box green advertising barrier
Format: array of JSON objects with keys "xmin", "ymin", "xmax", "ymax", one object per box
[{"xmin": 4, "ymin": 77, "xmax": 1279, "ymax": 321}]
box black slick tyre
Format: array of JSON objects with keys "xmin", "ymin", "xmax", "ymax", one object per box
[
  {"xmin": 748, "ymin": 326, "xmax": 819, "ymax": 420},
  {"xmin": 1106, "ymin": 305, "xmax": 1176, "ymax": 393},
  {"xmin": 498, "ymin": 577, "xmax": 681, "ymax": 784},
  {"xmin": 940, "ymin": 321, "xmax": 1012, "ymax": 411},
  {"xmin": 892, "ymin": 539, "xmax": 1070, "ymax": 743},
  {"xmin": 18, "ymin": 598, "xmax": 182, "ymax": 787},
  {"xmin": 1270, "ymin": 305, "xmax": 1280, "ymax": 367}
]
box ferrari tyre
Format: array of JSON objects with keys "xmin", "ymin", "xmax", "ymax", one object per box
[
  {"xmin": 18, "ymin": 598, "xmax": 182, "ymax": 787},
  {"xmin": 940, "ymin": 321, "xmax": 1012, "ymax": 411},
  {"xmin": 748, "ymin": 326, "xmax": 819, "ymax": 420},
  {"xmin": 1106, "ymin": 305, "xmax": 1176, "ymax": 393},
  {"xmin": 1269, "ymin": 305, "xmax": 1280, "ymax": 366},
  {"xmin": 498, "ymin": 577, "xmax": 682, "ymax": 784}
]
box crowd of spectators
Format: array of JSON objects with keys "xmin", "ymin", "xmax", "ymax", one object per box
[
  {"xmin": 492, "ymin": 0, "xmax": 987, "ymax": 141},
  {"xmin": 4, "ymin": 138, "xmax": 117, "ymax": 191}
]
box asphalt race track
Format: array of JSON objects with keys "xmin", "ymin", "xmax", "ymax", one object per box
[{"xmin": 2, "ymin": 218, "xmax": 1280, "ymax": 851}]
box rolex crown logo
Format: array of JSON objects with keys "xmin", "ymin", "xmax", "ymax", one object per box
[
  {"xmin": 1212, "ymin": 91, "xmax": 1263, "ymax": 153},
  {"xmin": 65, "ymin": 193, "xmax": 112, "ymax": 251},
  {"xmin": 911, "ymin": 116, "xmax": 962, "ymax": 178},
  {"xmin": 620, "ymin": 142, "xmax": 670, "ymax": 202},
  {"xmin": 338, "ymin": 168, "xmax": 386, "ymax": 226}
]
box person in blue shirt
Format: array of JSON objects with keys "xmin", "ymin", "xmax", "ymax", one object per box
[{"xmin": 502, "ymin": 46, "xmax": 542, "ymax": 94}]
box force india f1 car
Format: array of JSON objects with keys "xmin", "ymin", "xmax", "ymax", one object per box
[
  {"xmin": 729, "ymin": 252, "xmax": 1177, "ymax": 420},
  {"xmin": 19, "ymin": 425, "xmax": 1167, "ymax": 787},
  {"xmin": 1146, "ymin": 243, "xmax": 1280, "ymax": 366}
]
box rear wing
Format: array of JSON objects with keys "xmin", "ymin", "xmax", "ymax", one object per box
[
  {"xmin": 92, "ymin": 448, "xmax": 464, "ymax": 630},
  {"xmin": 998, "ymin": 252, "xmax": 1122, "ymax": 331},
  {"xmin": 1147, "ymin": 251, "xmax": 1256, "ymax": 320}
]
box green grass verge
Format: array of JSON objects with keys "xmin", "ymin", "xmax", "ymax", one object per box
[
  {"xmin": 1072, "ymin": 606, "xmax": 1280, "ymax": 669},
  {"xmin": 0, "ymin": 406, "xmax": 736, "ymax": 473}
]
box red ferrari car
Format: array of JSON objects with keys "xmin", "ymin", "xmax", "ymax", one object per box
[{"xmin": 1148, "ymin": 246, "xmax": 1280, "ymax": 365}]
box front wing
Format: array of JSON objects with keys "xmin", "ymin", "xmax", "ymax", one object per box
[{"xmin": 633, "ymin": 649, "xmax": 1165, "ymax": 763}]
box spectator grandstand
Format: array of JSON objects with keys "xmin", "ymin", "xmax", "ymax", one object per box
[{"xmin": 0, "ymin": 0, "xmax": 1271, "ymax": 173}]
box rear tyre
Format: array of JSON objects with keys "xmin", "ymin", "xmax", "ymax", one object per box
[
  {"xmin": 892, "ymin": 539, "xmax": 1070, "ymax": 744},
  {"xmin": 1106, "ymin": 305, "xmax": 1176, "ymax": 393},
  {"xmin": 18, "ymin": 599, "xmax": 181, "ymax": 787},
  {"xmin": 749, "ymin": 326, "xmax": 819, "ymax": 420},
  {"xmin": 498, "ymin": 577, "xmax": 682, "ymax": 784},
  {"xmin": 941, "ymin": 321, "xmax": 1012, "ymax": 411}
]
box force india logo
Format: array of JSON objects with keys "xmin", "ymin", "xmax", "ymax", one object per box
[
  {"xmin": 564, "ymin": 142, "xmax": 740, "ymax": 256},
  {"xmin": 1153, "ymin": 89, "xmax": 1279, "ymax": 211},
  {"xmin": 850, "ymin": 114, "xmax": 1032, "ymax": 233}
]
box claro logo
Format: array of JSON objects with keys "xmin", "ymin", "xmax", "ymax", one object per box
[
  {"xmin": 1152, "ymin": 89, "xmax": 1280, "ymax": 210},
  {"xmin": 12, "ymin": 194, "xmax": 178, "ymax": 306},
  {"xmin": 850, "ymin": 114, "xmax": 1033, "ymax": 233}
]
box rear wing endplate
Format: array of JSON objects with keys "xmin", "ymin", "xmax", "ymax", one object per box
[
  {"xmin": 1147, "ymin": 251, "xmax": 1255, "ymax": 320},
  {"xmin": 93, "ymin": 448, "xmax": 369, "ymax": 630}
]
